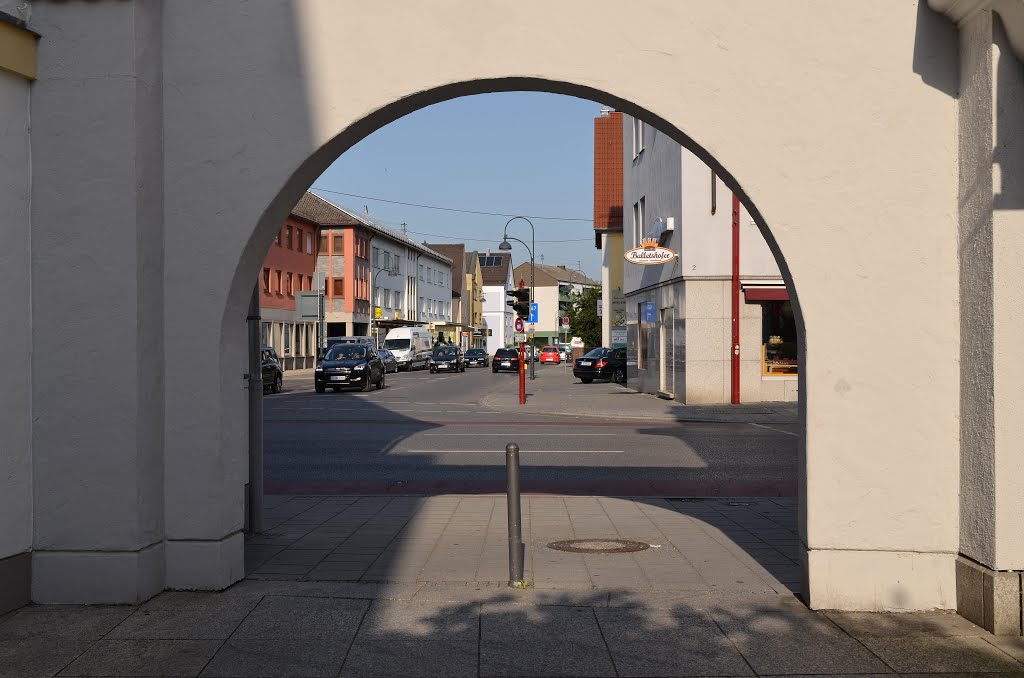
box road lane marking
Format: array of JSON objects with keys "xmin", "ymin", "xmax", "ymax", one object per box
[
  {"xmin": 749, "ymin": 422, "xmax": 799, "ymax": 437},
  {"xmin": 423, "ymin": 433, "xmax": 616, "ymax": 436},
  {"xmin": 395, "ymin": 450, "xmax": 624, "ymax": 454}
]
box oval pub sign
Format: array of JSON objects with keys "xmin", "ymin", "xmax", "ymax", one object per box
[{"xmin": 624, "ymin": 238, "xmax": 677, "ymax": 266}]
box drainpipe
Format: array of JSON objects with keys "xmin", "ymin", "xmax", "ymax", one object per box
[{"xmin": 731, "ymin": 193, "xmax": 741, "ymax": 404}]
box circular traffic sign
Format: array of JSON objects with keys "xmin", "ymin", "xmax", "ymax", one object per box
[{"xmin": 514, "ymin": 318, "xmax": 524, "ymax": 333}]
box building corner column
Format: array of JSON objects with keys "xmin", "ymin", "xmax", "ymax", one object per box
[{"xmin": 956, "ymin": 7, "xmax": 1024, "ymax": 635}]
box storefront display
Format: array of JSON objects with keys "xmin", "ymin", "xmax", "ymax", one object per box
[{"xmin": 761, "ymin": 300, "xmax": 797, "ymax": 376}]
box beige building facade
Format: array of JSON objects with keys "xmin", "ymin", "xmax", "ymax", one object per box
[{"xmin": 1, "ymin": 0, "xmax": 1023, "ymax": 635}]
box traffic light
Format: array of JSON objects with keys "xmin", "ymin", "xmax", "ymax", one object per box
[{"xmin": 507, "ymin": 288, "xmax": 531, "ymax": 319}]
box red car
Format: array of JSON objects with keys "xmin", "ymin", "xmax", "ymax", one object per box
[{"xmin": 539, "ymin": 346, "xmax": 561, "ymax": 364}]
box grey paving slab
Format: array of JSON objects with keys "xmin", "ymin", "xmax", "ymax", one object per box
[
  {"xmin": 858, "ymin": 634, "xmax": 1024, "ymax": 673},
  {"xmin": 984, "ymin": 634, "xmax": 1024, "ymax": 663},
  {"xmin": 231, "ymin": 596, "xmax": 368, "ymax": 640},
  {"xmin": 825, "ymin": 610, "xmax": 990, "ymax": 637},
  {"xmin": 59, "ymin": 639, "xmax": 222, "ymax": 677},
  {"xmin": 340, "ymin": 640, "xmax": 478, "ymax": 677},
  {"xmin": 0, "ymin": 605, "xmax": 133, "ymax": 640},
  {"xmin": 0, "ymin": 638, "xmax": 94, "ymax": 678},
  {"xmin": 595, "ymin": 607, "xmax": 754, "ymax": 677},
  {"xmin": 480, "ymin": 606, "xmax": 615, "ymax": 677},
  {"xmin": 357, "ymin": 600, "xmax": 479, "ymax": 641},
  {"xmin": 106, "ymin": 604, "xmax": 255, "ymax": 640},
  {"xmin": 706, "ymin": 601, "xmax": 891, "ymax": 675},
  {"xmin": 200, "ymin": 639, "xmax": 347, "ymax": 678}
]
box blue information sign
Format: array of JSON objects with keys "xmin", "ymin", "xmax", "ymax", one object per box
[
  {"xmin": 528, "ymin": 302, "xmax": 538, "ymax": 324},
  {"xmin": 642, "ymin": 301, "xmax": 657, "ymax": 323}
]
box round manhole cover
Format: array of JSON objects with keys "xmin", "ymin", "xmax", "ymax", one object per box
[{"xmin": 547, "ymin": 538, "xmax": 650, "ymax": 554}]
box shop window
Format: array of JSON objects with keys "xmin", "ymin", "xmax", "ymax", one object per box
[
  {"xmin": 260, "ymin": 322, "xmax": 270, "ymax": 346},
  {"xmin": 283, "ymin": 324, "xmax": 291, "ymax": 355},
  {"xmin": 761, "ymin": 300, "xmax": 798, "ymax": 376},
  {"xmin": 332, "ymin": 278, "xmax": 344, "ymax": 297}
]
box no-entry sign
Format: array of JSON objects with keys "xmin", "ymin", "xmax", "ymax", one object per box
[{"xmin": 514, "ymin": 317, "xmax": 524, "ymax": 333}]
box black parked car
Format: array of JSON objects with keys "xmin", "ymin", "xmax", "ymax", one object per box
[
  {"xmin": 377, "ymin": 348, "xmax": 399, "ymax": 373},
  {"xmin": 465, "ymin": 348, "xmax": 489, "ymax": 367},
  {"xmin": 573, "ymin": 347, "xmax": 627, "ymax": 384},
  {"xmin": 261, "ymin": 347, "xmax": 283, "ymax": 393},
  {"xmin": 315, "ymin": 343, "xmax": 386, "ymax": 392},
  {"xmin": 492, "ymin": 347, "xmax": 521, "ymax": 373},
  {"xmin": 429, "ymin": 346, "xmax": 465, "ymax": 373}
]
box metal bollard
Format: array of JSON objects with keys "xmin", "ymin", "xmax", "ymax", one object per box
[{"xmin": 506, "ymin": 443, "xmax": 524, "ymax": 587}]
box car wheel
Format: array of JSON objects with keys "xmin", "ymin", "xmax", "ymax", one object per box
[
  {"xmin": 614, "ymin": 368, "xmax": 626, "ymax": 384},
  {"xmin": 581, "ymin": 378, "xmax": 593, "ymax": 384},
  {"xmin": 272, "ymin": 374, "xmax": 282, "ymax": 394},
  {"xmin": 315, "ymin": 382, "xmax": 325, "ymax": 393}
]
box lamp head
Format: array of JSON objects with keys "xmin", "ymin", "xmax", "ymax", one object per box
[{"xmin": 498, "ymin": 240, "xmax": 512, "ymax": 251}]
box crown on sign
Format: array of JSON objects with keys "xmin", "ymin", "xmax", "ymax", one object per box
[{"xmin": 640, "ymin": 237, "xmax": 659, "ymax": 250}]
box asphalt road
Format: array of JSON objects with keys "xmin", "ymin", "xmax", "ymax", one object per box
[{"xmin": 263, "ymin": 364, "xmax": 799, "ymax": 495}]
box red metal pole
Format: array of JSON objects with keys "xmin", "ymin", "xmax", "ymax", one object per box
[
  {"xmin": 731, "ymin": 193, "xmax": 741, "ymax": 404},
  {"xmin": 518, "ymin": 342, "xmax": 527, "ymax": 405}
]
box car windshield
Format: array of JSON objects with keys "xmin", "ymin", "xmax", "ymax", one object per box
[
  {"xmin": 466, "ymin": 349, "xmax": 485, "ymax": 356},
  {"xmin": 433, "ymin": 347, "xmax": 457, "ymax": 357},
  {"xmin": 583, "ymin": 348, "xmax": 607, "ymax": 358},
  {"xmin": 325, "ymin": 345, "xmax": 367, "ymax": 361},
  {"xmin": 383, "ymin": 339, "xmax": 410, "ymax": 350},
  {"xmin": 495, "ymin": 348, "xmax": 517, "ymax": 358}
]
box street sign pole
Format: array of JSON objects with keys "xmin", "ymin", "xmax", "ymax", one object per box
[{"xmin": 518, "ymin": 340, "xmax": 526, "ymax": 405}]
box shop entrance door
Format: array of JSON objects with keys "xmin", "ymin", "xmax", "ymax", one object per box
[{"xmin": 659, "ymin": 307, "xmax": 673, "ymax": 395}]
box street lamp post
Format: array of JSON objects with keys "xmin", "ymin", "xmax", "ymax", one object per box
[{"xmin": 500, "ymin": 216, "xmax": 535, "ymax": 381}]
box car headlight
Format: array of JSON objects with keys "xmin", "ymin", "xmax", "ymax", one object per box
[
  {"xmin": 353, "ymin": 364, "xmax": 366, "ymax": 371},
  {"xmin": 315, "ymin": 366, "xmax": 323, "ymax": 372}
]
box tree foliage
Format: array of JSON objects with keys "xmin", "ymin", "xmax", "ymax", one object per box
[{"xmin": 566, "ymin": 286, "xmax": 602, "ymax": 348}]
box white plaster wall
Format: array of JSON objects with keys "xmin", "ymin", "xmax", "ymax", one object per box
[
  {"xmin": 18, "ymin": 0, "xmax": 968, "ymax": 607},
  {"xmin": 0, "ymin": 69, "xmax": 32, "ymax": 561},
  {"xmin": 533, "ymin": 286, "xmax": 561, "ymax": 335}
]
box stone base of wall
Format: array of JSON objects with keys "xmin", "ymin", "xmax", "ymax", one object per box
[
  {"xmin": 957, "ymin": 555, "xmax": 1024, "ymax": 636},
  {"xmin": 0, "ymin": 551, "xmax": 30, "ymax": 614}
]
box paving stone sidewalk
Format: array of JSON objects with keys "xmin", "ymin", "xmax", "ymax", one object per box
[
  {"xmin": 3, "ymin": 580, "xmax": 1023, "ymax": 677},
  {"xmin": 4, "ymin": 495, "xmax": 1023, "ymax": 677},
  {"xmin": 246, "ymin": 495, "xmax": 801, "ymax": 593},
  {"xmin": 480, "ymin": 366, "xmax": 799, "ymax": 424}
]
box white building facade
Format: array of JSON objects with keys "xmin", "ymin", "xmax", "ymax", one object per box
[
  {"xmin": 623, "ymin": 116, "xmax": 796, "ymax": 404},
  {"xmin": 479, "ymin": 252, "xmax": 514, "ymax": 353}
]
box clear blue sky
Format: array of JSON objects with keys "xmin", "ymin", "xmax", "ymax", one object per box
[{"xmin": 312, "ymin": 92, "xmax": 608, "ymax": 280}]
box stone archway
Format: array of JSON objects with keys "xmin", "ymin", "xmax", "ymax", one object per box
[{"xmin": 21, "ymin": 1, "xmax": 985, "ymax": 615}]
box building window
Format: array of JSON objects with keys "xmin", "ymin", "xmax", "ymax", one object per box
[
  {"xmin": 631, "ymin": 117, "xmax": 644, "ymax": 159},
  {"xmin": 319, "ymin": 233, "xmax": 328, "ymax": 254},
  {"xmin": 761, "ymin": 300, "xmax": 798, "ymax": 376},
  {"xmin": 283, "ymin": 324, "xmax": 291, "ymax": 355},
  {"xmin": 307, "ymin": 275, "xmax": 314, "ymax": 291},
  {"xmin": 276, "ymin": 270, "xmax": 283, "ymax": 294},
  {"xmin": 372, "ymin": 247, "xmax": 380, "ymax": 267},
  {"xmin": 710, "ymin": 168, "xmax": 717, "ymax": 215},
  {"xmin": 262, "ymin": 268, "xmax": 270, "ymax": 292},
  {"xmin": 419, "ymin": 264, "xmax": 424, "ymax": 282},
  {"xmin": 261, "ymin": 322, "xmax": 270, "ymax": 346},
  {"xmin": 333, "ymin": 234, "xmax": 344, "ymax": 253},
  {"xmin": 286, "ymin": 272, "xmax": 293, "ymax": 296},
  {"xmin": 286, "ymin": 225, "xmax": 293, "ymax": 249},
  {"xmin": 295, "ymin": 325, "xmax": 304, "ymax": 356},
  {"xmin": 332, "ymin": 278, "xmax": 344, "ymax": 297}
]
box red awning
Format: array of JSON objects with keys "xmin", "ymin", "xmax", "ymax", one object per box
[{"xmin": 743, "ymin": 287, "xmax": 789, "ymax": 302}]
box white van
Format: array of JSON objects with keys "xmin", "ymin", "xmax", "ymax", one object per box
[{"xmin": 382, "ymin": 326, "xmax": 432, "ymax": 371}]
